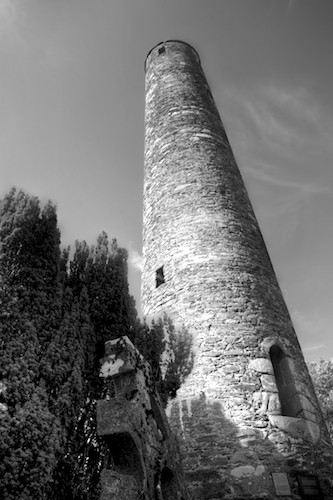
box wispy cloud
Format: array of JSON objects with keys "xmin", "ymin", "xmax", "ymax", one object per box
[
  {"xmin": 0, "ymin": 0, "xmax": 26, "ymax": 53},
  {"xmin": 303, "ymin": 344, "xmax": 326, "ymax": 353},
  {"xmin": 245, "ymin": 160, "xmax": 331, "ymax": 195},
  {"xmin": 222, "ymin": 81, "xmax": 332, "ymax": 188},
  {"xmin": 128, "ymin": 248, "xmax": 143, "ymax": 272},
  {"xmin": 265, "ymin": 85, "xmax": 320, "ymax": 123},
  {"xmin": 219, "ymin": 81, "xmax": 333, "ymax": 249},
  {"xmin": 244, "ymin": 103, "xmax": 295, "ymax": 144},
  {"xmin": 0, "ymin": 0, "xmax": 17, "ymax": 31},
  {"xmin": 239, "ymin": 84, "xmax": 321, "ymax": 147},
  {"xmin": 286, "ymin": 0, "xmax": 297, "ymax": 16}
]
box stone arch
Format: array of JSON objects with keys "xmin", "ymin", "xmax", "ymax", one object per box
[
  {"xmin": 104, "ymin": 432, "xmax": 144, "ymax": 486},
  {"xmin": 269, "ymin": 345, "xmax": 302, "ymax": 418}
]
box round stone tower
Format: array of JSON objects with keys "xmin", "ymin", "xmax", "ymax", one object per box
[{"xmin": 142, "ymin": 40, "xmax": 333, "ymax": 499}]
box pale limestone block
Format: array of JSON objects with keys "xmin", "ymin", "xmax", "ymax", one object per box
[
  {"xmin": 249, "ymin": 358, "xmax": 273, "ymax": 374},
  {"xmin": 255, "ymin": 465, "xmax": 266, "ymax": 476},
  {"xmin": 253, "ymin": 391, "xmax": 262, "ymax": 409},
  {"xmin": 268, "ymin": 393, "xmax": 281, "ymax": 415},
  {"xmin": 269, "ymin": 415, "xmax": 320, "ymax": 444},
  {"xmin": 260, "ymin": 374, "xmax": 278, "ymax": 392},
  {"xmin": 100, "ymin": 357, "xmax": 125, "ymax": 378},
  {"xmin": 100, "ymin": 336, "xmax": 142, "ymax": 378},
  {"xmin": 223, "ymin": 364, "xmax": 240, "ymax": 373},
  {"xmin": 0, "ymin": 402, "xmax": 8, "ymax": 412},
  {"xmin": 230, "ymin": 465, "xmax": 256, "ymax": 478},
  {"xmin": 237, "ymin": 427, "xmax": 258, "ymax": 438},
  {"xmin": 259, "ymin": 392, "xmax": 270, "ymax": 415},
  {"xmin": 267, "ymin": 430, "xmax": 287, "ymax": 444}
]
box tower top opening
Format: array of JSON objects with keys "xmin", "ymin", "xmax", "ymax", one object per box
[{"xmin": 144, "ymin": 40, "xmax": 200, "ymax": 72}]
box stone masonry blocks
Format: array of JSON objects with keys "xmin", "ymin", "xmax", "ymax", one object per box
[{"xmin": 142, "ymin": 41, "xmax": 333, "ymax": 498}]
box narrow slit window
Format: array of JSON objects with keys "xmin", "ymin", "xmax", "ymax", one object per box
[
  {"xmin": 270, "ymin": 345, "xmax": 301, "ymax": 418},
  {"xmin": 158, "ymin": 46, "xmax": 165, "ymax": 55},
  {"xmin": 156, "ymin": 266, "xmax": 165, "ymax": 288}
]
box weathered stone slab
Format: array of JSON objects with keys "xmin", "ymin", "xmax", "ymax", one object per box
[
  {"xmin": 100, "ymin": 337, "xmax": 140, "ymax": 378},
  {"xmin": 269, "ymin": 415, "xmax": 320, "ymax": 444},
  {"xmin": 260, "ymin": 375, "xmax": 278, "ymax": 392},
  {"xmin": 254, "ymin": 465, "xmax": 266, "ymax": 476},
  {"xmin": 230, "ymin": 465, "xmax": 255, "ymax": 478},
  {"xmin": 267, "ymin": 393, "xmax": 281, "ymax": 415},
  {"xmin": 96, "ymin": 399, "xmax": 133, "ymax": 436},
  {"xmin": 249, "ymin": 358, "xmax": 273, "ymax": 374}
]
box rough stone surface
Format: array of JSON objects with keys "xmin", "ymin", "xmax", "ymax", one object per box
[
  {"xmin": 260, "ymin": 375, "xmax": 278, "ymax": 392},
  {"xmin": 100, "ymin": 470, "xmax": 138, "ymax": 500},
  {"xmin": 268, "ymin": 415, "xmax": 320, "ymax": 444},
  {"xmin": 97, "ymin": 336, "xmax": 188, "ymax": 500},
  {"xmin": 142, "ymin": 40, "xmax": 333, "ymax": 498},
  {"xmin": 248, "ymin": 358, "xmax": 274, "ymax": 374},
  {"xmin": 230, "ymin": 465, "xmax": 255, "ymax": 478}
]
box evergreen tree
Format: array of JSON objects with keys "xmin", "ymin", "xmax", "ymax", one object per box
[
  {"xmin": 0, "ymin": 189, "xmax": 63, "ymax": 500},
  {"xmin": 61, "ymin": 233, "xmax": 139, "ymax": 499},
  {"xmin": 308, "ymin": 359, "xmax": 333, "ymax": 442},
  {"xmin": 0, "ymin": 188, "xmax": 193, "ymax": 499}
]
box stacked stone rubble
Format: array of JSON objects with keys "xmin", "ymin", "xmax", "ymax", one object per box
[{"xmin": 142, "ymin": 40, "xmax": 333, "ymax": 499}]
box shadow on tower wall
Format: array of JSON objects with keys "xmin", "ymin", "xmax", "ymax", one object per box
[
  {"xmin": 168, "ymin": 391, "xmax": 332, "ymax": 499},
  {"xmin": 96, "ymin": 325, "xmax": 333, "ymax": 499}
]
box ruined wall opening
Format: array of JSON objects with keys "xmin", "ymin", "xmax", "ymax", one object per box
[
  {"xmin": 154, "ymin": 467, "xmax": 178, "ymax": 500},
  {"xmin": 160, "ymin": 467, "xmax": 178, "ymax": 499},
  {"xmin": 270, "ymin": 345, "xmax": 301, "ymax": 418},
  {"xmin": 156, "ymin": 266, "xmax": 165, "ymax": 287},
  {"xmin": 104, "ymin": 432, "xmax": 143, "ymax": 484}
]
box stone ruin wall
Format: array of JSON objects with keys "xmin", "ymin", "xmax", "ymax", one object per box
[
  {"xmin": 96, "ymin": 336, "xmax": 188, "ymax": 500},
  {"xmin": 142, "ymin": 40, "xmax": 333, "ymax": 498}
]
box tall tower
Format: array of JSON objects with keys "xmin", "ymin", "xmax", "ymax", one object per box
[{"xmin": 142, "ymin": 41, "xmax": 333, "ymax": 499}]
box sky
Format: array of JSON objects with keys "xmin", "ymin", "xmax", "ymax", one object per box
[{"xmin": 0, "ymin": 0, "xmax": 332, "ymax": 361}]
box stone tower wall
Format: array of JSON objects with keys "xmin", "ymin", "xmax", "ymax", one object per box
[{"xmin": 142, "ymin": 41, "xmax": 333, "ymax": 498}]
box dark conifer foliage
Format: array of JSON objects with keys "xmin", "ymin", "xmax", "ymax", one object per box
[
  {"xmin": 0, "ymin": 189, "xmax": 63, "ymax": 500},
  {"xmin": 63, "ymin": 232, "xmax": 141, "ymax": 498},
  {"xmin": 0, "ymin": 188, "xmax": 193, "ymax": 499}
]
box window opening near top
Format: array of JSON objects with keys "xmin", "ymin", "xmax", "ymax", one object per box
[
  {"xmin": 156, "ymin": 266, "xmax": 165, "ymax": 288},
  {"xmin": 158, "ymin": 46, "xmax": 165, "ymax": 55}
]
